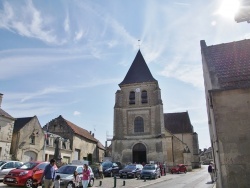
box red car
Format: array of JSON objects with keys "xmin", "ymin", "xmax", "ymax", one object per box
[
  {"xmin": 3, "ymin": 161, "xmax": 49, "ymax": 188},
  {"xmin": 170, "ymin": 164, "xmax": 187, "ymax": 174}
]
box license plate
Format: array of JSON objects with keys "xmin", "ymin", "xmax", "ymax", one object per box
[{"xmin": 6, "ymin": 178, "xmax": 14, "ymax": 181}]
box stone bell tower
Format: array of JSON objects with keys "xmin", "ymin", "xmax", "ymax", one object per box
[{"xmin": 112, "ymin": 50, "xmax": 167, "ymax": 164}]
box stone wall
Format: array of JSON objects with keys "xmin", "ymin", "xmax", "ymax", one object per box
[
  {"xmin": 0, "ymin": 117, "xmax": 14, "ymax": 160},
  {"xmin": 211, "ymin": 88, "xmax": 250, "ymax": 188}
]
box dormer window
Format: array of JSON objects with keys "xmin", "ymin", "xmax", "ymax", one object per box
[
  {"xmin": 129, "ymin": 91, "xmax": 135, "ymax": 104},
  {"xmin": 141, "ymin": 90, "xmax": 148, "ymax": 103}
]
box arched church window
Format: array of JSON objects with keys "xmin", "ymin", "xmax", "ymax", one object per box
[
  {"xmin": 141, "ymin": 90, "xmax": 148, "ymax": 103},
  {"xmin": 134, "ymin": 116, "xmax": 144, "ymax": 133},
  {"xmin": 129, "ymin": 91, "xmax": 135, "ymax": 104}
]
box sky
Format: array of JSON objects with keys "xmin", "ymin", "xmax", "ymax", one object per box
[{"xmin": 0, "ymin": 0, "xmax": 249, "ymax": 150}]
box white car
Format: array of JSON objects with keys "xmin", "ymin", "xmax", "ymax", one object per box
[{"xmin": 0, "ymin": 160, "xmax": 23, "ymax": 180}]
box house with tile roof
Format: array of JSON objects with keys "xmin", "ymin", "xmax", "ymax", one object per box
[
  {"xmin": 201, "ymin": 39, "xmax": 250, "ymax": 188},
  {"xmin": 112, "ymin": 50, "xmax": 195, "ymax": 169},
  {"xmin": 10, "ymin": 116, "xmax": 45, "ymax": 162},
  {"xmin": 44, "ymin": 115, "xmax": 105, "ymax": 164},
  {"xmin": 164, "ymin": 112, "xmax": 200, "ymax": 168},
  {"xmin": 0, "ymin": 93, "xmax": 15, "ymax": 160}
]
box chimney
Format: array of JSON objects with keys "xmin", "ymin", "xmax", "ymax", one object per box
[
  {"xmin": 92, "ymin": 133, "xmax": 94, "ymax": 137},
  {"xmin": 0, "ymin": 93, "xmax": 3, "ymax": 108},
  {"xmin": 90, "ymin": 131, "xmax": 92, "ymax": 135}
]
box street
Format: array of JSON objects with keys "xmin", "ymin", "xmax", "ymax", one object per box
[{"xmin": 0, "ymin": 165, "xmax": 215, "ymax": 188}]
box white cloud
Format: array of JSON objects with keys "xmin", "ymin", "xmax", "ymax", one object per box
[
  {"xmin": 64, "ymin": 14, "xmax": 70, "ymax": 33},
  {"xmin": 74, "ymin": 30, "xmax": 83, "ymax": 41},
  {"xmin": 0, "ymin": 1, "xmax": 64, "ymax": 45},
  {"xmin": 159, "ymin": 56, "xmax": 204, "ymax": 89},
  {"xmin": 73, "ymin": 111, "xmax": 81, "ymax": 116}
]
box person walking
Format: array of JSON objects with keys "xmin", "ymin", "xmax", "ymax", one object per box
[
  {"xmin": 72, "ymin": 171, "xmax": 81, "ymax": 188},
  {"xmin": 82, "ymin": 164, "xmax": 90, "ymax": 188},
  {"xmin": 208, "ymin": 162, "xmax": 215, "ymax": 183},
  {"xmin": 54, "ymin": 175, "xmax": 61, "ymax": 188},
  {"xmin": 43, "ymin": 159, "xmax": 56, "ymax": 188},
  {"xmin": 98, "ymin": 163, "xmax": 103, "ymax": 179}
]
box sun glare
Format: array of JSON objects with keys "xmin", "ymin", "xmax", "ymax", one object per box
[{"xmin": 218, "ymin": 0, "xmax": 240, "ymax": 19}]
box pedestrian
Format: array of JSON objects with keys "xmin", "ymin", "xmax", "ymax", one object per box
[
  {"xmin": 72, "ymin": 171, "xmax": 81, "ymax": 188},
  {"xmin": 54, "ymin": 175, "xmax": 61, "ymax": 188},
  {"xmin": 82, "ymin": 164, "xmax": 90, "ymax": 188},
  {"xmin": 43, "ymin": 159, "xmax": 56, "ymax": 188},
  {"xmin": 98, "ymin": 163, "xmax": 103, "ymax": 179},
  {"xmin": 208, "ymin": 162, "xmax": 215, "ymax": 183}
]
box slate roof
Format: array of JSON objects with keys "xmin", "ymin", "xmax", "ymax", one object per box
[
  {"xmin": 119, "ymin": 50, "xmax": 157, "ymax": 86},
  {"xmin": 200, "ymin": 39, "xmax": 250, "ymax": 90},
  {"xmin": 0, "ymin": 108, "xmax": 15, "ymax": 120},
  {"xmin": 61, "ymin": 116, "xmax": 98, "ymax": 143},
  {"xmin": 13, "ymin": 117, "xmax": 34, "ymax": 133},
  {"xmin": 164, "ymin": 112, "xmax": 193, "ymax": 134}
]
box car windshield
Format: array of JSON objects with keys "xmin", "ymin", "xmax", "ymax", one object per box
[
  {"xmin": 18, "ymin": 162, "xmax": 38, "ymax": 170},
  {"xmin": 0, "ymin": 161, "xmax": 6, "ymax": 166},
  {"xmin": 102, "ymin": 162, "xmax": 112, "ymax": 168},
  {"xmin": 124, "ymin": 165, "xmax": 136, "ymax": 170},
  {"xmin": 57, "ymin": 165, "xmax": 77, "ymax": 174},
  {"xmin": 143, "ymin": 165, "xmax": 155, "ymax": 170}
]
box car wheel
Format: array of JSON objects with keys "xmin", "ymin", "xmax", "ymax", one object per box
[
  {"xmin": 88, "ymin": 178, "xmax": 94, "ymax": 187},
  {"xmin": 67, "ymin": 182, "xmax": 74, "ymax": 188},
  {"xmin": 26, "ymin": 178, "xmax": 33, "ymax": 188}
]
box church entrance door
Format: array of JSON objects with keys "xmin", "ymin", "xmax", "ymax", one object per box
[{"xmin": 132, "ymin": 143, "xmax": 146, "ymax": 164}]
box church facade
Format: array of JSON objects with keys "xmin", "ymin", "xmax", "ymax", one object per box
[{"xmin": 112, "ymin": 50, "xmax": 195, "ymax": 167}]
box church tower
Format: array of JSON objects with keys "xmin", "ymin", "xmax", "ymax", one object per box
[{"xmin": 112, "ymin": 50, "xmax": 167, "ymax": 164}]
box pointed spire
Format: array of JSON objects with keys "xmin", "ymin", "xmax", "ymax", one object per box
[{"xmin": 119, "ymin": 50, "xmax": 157, "ymax": 86}]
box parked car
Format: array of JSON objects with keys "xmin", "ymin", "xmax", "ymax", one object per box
[
  {"xmin": 89, "ymin": 164, "xmax": 99, "ymax": 178},
  {"xmin": 170, "ymin": 164, "xmax": 187, "ymax": 174},
  {"xmin": 140, "ymin": 164, "xmax": 161, "ymax": 179},
  {"xmin": 103, "ymin": 161, "xmax": 122, "ymax": 177},
  {"xmin": 119, "ymin": 164, "xmax": 143, "ymax": 179},
  {"xmin": 3, "ymin": 161, "xmax": 49, "ymax": 188},
  {"xmin": 55, "ymin": 164, "xmax": 94, "ymax": 188},
  {"xmin": 32, "ymin": 163, "xmax": 57, "ymax": 188},
  {"xmin": 0, "ymin": 160, "xmax": 23, "ymax": 180}
]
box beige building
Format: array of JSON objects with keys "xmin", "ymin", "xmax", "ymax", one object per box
[
  {"xmin": 0, "ymin": 93, "xmax": 15, "ymax": 160},
  {"xmin": 201, "ymin": 39, "xmax": 250, "ymax": 188},
  {"xmin": 112, "ymin": 50, "xmax": 197, "ymax": 168},
  {"xmin": 45, "ymin": 115, "xmax": 105, "ymax": 164},
  {"xmin": 164, "ymin": 112, "xmax": 200, "ymax": 168},
  {"xmin": 10, "ymin": 116, "xmax": 45, "ymax": 162}
]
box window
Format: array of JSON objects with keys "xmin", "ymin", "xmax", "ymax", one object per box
[
  {"xmin": 141, "ymin": 90, "xmax": 148, "ymax": 103},
  {"xmin": 30, "ymin": 135, "xmax": 35, "ymax": 145},
  {"xmin": 129, "ymin": 91, "xmax": 135, "ymax": 104},
  {"xmin": 134, "ymin": 116, "xmax": 144, "ymax": 133}
]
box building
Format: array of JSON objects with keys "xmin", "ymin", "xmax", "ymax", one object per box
[
  {"xmin": 201, "ymin": 39, "xmax": 250, "ymax": 188},
  {"xmin": 112, "ymin": 50, "xmax": 196, "ymax": 168},
  {"xmin": 199, "ymin": 147, "xmax": 213, "ymax": 165},
  {"xmin": 10, "ymin": 116, "xmax": 45, "ymax": 162},
  {"xmin": 164, "ymin": 112, "xmax": 200, "ymax": 168},
  {"xmin": 0, "ymin": 93, "xmax": 15, "ymax": 160},
  {"xmin": 45, "ymin": 115, "xmax": 105, "ymax": 164}
]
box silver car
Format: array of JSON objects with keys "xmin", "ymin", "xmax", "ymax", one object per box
[
  {"xmin": 0, "ymin": 160, "xmax": 23, "ymax": 180},
  {"xmin": 55, "ymin": 164, "xmax": 94, "ymax": 188}
]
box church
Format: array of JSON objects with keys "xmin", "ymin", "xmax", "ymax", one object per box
[{"xmin": 111, "ymin": 50, "xmax": 199, "ymax": 168}]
